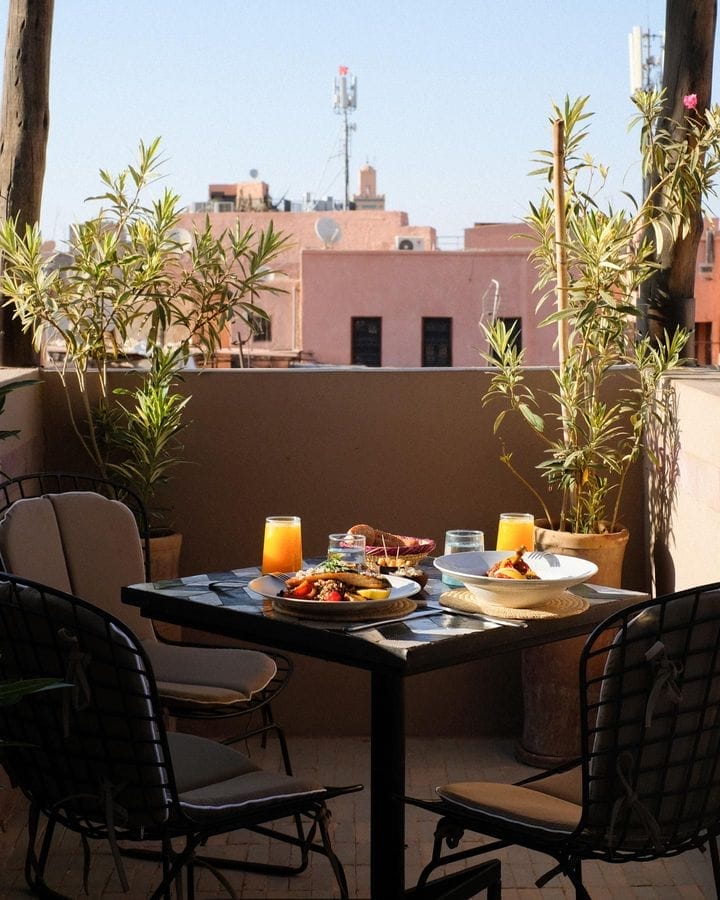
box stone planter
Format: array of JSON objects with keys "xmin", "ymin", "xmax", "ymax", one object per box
[{"xmin": 515, "ymin": 523, "xmax": 630, "ymax": 767}]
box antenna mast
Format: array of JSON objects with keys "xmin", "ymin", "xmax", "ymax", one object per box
[
  {"xmin": 628, "ymin": 25, "xmax": 664, "ymax": 93},
  {"xmin": 333, "ymin": 65, "xmax": 357, "ymax": 209}
]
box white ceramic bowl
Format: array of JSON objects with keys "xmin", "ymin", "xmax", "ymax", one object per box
[{"xmin": 433, "ymin": 550, "xmax": 598, "ymax": 608}]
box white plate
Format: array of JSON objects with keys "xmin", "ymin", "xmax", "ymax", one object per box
[
  {"xmin": 434, "ymin": 551, "xmax": 598, "ymax": 608},
  {"xmin": 248, "ymin": 573, "xmax": 421, "ymax": 614}
]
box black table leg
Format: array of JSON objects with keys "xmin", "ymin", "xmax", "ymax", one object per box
[{"xmin": 370, "ymin": 669, "xmax": 405, "ymax": 898}]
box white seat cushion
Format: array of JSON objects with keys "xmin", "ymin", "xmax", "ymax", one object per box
[
  {"xmin": 168, "ymin": 732, "xmax": 323, "ymax": 822},
  {"xmin": 146, "ymin": 641, "xmax": 277, "ymax": 706}
]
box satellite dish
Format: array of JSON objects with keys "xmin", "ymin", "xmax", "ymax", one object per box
[
  {"xmin": 249, "ymin": 168, "xmax": 258, "ymax": 179},
  {"xmin": 315, "ymin": 217, "xmax": 342, "ymax": 247}
]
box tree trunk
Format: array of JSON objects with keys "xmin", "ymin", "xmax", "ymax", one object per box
[
  {"xmin": 642, "ymin": 0, "xmax": 717, "ymax": 356},
  {"xmin": 0, "ymin": 0, "xmax": 54, "ymax": 366}
]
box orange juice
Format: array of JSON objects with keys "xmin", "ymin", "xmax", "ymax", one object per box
[
  {"xmin": 496, "ymin": 513, "xmax": 535, "ymax": 552},
  {"xmin": 262, "ymin": 516, "xmax": 303, "ymax": 573}
]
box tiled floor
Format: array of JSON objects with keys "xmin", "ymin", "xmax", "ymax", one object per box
[{"xmin": 0, "ymin": 734, "xmax": 716, "ymax": 898}]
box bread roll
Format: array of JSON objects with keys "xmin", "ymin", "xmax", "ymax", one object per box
[{"xmin": 348, "ymin": 524, "xmax": 409, "ymax": 548}]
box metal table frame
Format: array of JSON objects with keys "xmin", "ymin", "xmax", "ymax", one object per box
[{"xmin": 123, "ymin": 567, "xmax": 646, "ymax": 898}]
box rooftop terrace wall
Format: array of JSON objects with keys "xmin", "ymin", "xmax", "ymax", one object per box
[{"xmin": 33, "ymin": 367, "xmax": 652, "ymax": 737}]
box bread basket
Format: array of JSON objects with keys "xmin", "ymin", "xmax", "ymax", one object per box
[{"xmin": 365, "ymin": 537, "xmax": 436, "ymax": 570}]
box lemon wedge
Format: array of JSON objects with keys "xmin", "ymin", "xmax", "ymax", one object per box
[{"xmin": 356, "ymin": 588, "xmax": 391, "ymax": 600}]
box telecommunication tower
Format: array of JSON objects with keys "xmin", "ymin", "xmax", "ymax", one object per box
[
  {"xmin": 333, "ymin": 65, "xmax": 357, "ymax": 209},
  {"xmin": 628, "ymin": 25, "xmax": 664, "ymax": 93}
]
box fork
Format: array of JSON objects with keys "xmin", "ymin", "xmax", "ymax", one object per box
[
  {"xmin": 526, "ymin": 551, "xmax": 561, "ymax": 568},
  {"xmin": 268, "ymin": 572, "xmax": 292, "ymax": 583}
]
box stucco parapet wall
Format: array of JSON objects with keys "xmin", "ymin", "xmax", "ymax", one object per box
[
  {"xmin": 666, "ymin": 369, "xmax": 720, "ymax": 514},
  {"xmin": 0, "ymin": 367, "xmax": 43, "ymax": 479}
]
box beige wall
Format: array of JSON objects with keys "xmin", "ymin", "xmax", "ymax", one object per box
[
  {"xmin": 658, "ymin": 372, "xmax": 720, "ymax": 594},
  {"xmin": 34, "ymin": 367, "xmax": 651, "ymax": 737}
]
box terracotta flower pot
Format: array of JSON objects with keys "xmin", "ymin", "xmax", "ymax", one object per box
[
  {"xmin": 534, "ymin": 521, "xmax": 630, "ymax": 589},
  {"xmin": 149, "ymin": 531, "xmax": 183, "ymax": 582},
  {"xmin": 516, "ymin": 522, "xmax": 630, "ymax": 768}
]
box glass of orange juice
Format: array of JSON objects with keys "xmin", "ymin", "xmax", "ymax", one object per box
[
  {"xmin": 261, "ymin": 516, "xmax": 303, "ymax": 573},
  {"xmin": 496, "ymin": 513, "xmax": 535, "ymax": 552}
]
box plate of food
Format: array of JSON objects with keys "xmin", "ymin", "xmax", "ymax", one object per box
[
  {"xmin": 249, "ymin": 562, "xmax": 421, "ymax": 616},
  {"xmin": 433, "ymin": 548, "xmax": 598, "ymax": 608}
]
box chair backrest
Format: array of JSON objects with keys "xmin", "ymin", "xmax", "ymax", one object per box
[
  {"xmin": 0, "ymin": 575, "xmax": 174, "ymax": 830},
  {"xmin": 0, "ymin": 491, "xmax": 153, "ymax": 641},
  {"xmin": 579, "ymin": 583, "xmax": 720, "ymax": 857}
]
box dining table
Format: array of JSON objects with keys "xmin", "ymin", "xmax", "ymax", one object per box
[{"xmin": 122, "ymin": 561, "xmax": 648, "ymax": 898}]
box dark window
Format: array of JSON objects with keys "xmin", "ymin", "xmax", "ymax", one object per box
[
  {"xmin": 707, "ymin": 232, "xmax": 715, "ymax": 265},
  {"xmin": 696, "ymin": 321, "xmax": 713, "ymax": 365},
  {"xmin": 488, "ymin": 316, "xmax": 522, "ymax": 364},
  {"xmin": 248, "ymin": 312, "xmax": 271, "ymax": 342},
  {"xmin": 422, "ymin": 317, "xmax": 452, "ymax": 366},
  {"xmin": 352, "ymin": 317, "xmax": 381, "ymax": 366}
]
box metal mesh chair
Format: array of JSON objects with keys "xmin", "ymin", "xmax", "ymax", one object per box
[
  {"xmin": 0, "ymin": 573, "xmax": 360, "ymax": 898},
  {"xmin": 406, "ymin": 582, "xmax": 720, "ymax": 898},
  {"xmin": 0, "ymin": 472, "xmax": 294, "ymax": 774}
]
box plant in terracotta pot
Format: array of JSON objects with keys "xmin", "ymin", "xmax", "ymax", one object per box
[
  {"xmin": 481, "ymin": 92, "xmax": 720, "ymax": 583},
  {"xmin": 481, "ymin": 92, "xmax": 720, "ymax": 768},
  {"xmin": 0, "ymin": 138, "xmax": 288, "ymax": 561}
]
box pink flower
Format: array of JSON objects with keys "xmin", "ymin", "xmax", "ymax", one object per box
[{"xmin": 683, "ymin": 93, "xmax": 698, "ymax": 109}]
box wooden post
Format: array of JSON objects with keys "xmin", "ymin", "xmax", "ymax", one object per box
[
  {"xmin": 0, "ymin": 0, "xmax": 54, "ymax": 365},
  {"xmin": 553, "ymin": 118, "xmax": 570, "ymax": 366}
]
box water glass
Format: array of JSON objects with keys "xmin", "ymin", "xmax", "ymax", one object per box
[
  {"xmin": 442, "ymin": 529, "xmax": 484, "ymax": 587},
  {"xmin": 261, "ymin": 516, "xmax": 303, "ymax": 573},
  {"xmin": 328, "ymin": 532, "xmax": 366, "ymax": 567},
  {"xmin": 496, "ymin": 513, "xmax": 535, "ymax": 552}
]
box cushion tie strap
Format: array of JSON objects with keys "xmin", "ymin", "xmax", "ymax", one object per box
[
  {"xmin": 644, "ymin": 640, "xmax": 683, "ymax": 728},
  {"xmin": 57, "ymin": 627, "xmax": 92, "ymax": 737},
  {"xmin": 48, "ymin": 781, "xmax": 129, "ymax": 893},
  {"xmin": 100, "ymin": 778, "xmax": 130, "ymax": 892},
  {"xmin": 606, "ymin": 750, "xmax": 663, "ymax": 852}
]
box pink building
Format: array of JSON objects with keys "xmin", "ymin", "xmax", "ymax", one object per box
[
  {"xmin": 300, "ymin": 227, "xmax": 544, "ymax": 368},
  {"xmin": 178, "ymin": 176, "xmax": 719, "ymax": 368},
  {"xmin": 694, "ymin": 219, "xmax": 720, "ymax": 364}
]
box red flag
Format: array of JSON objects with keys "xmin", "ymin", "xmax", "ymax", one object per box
[{"xmin": 339, "ymin": 65, "xmax": 348, "ymax": 76}]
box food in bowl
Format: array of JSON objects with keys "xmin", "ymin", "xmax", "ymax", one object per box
[
  {"xmin": 486, "ymin": 548, "xmax": 539, "ymax": 580},
  {"xmin": 281, "ymin": 562, "xmax": 391, "ymax": 602},
  {"xmin": 433, "ymin": 550, "xmax": 598, "ymax": 609}
]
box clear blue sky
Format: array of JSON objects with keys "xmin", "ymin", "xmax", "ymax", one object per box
[{"xmin": 2, "ymin": 0, "xmax": 717, "ymax": 242}]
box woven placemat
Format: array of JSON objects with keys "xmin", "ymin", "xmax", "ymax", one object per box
[
  {"xmin": 270, "ymin": 596, "xmax": 417, "ymax": 622},
  {"xmin": 440, "ymin": 588, "xmax": 589, "ymax": 620}
]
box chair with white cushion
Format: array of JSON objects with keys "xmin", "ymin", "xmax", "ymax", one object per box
[
  {"xmin": 0, "ymin": 472, "xmax": 294, "ymax": 775},
  {"xmin": 0, "ymin": 573, "xmax": 359, "ymax": 898},
  {"xmin": 406, "ymin": 582, "xmax": 720, "ymax": 898}
]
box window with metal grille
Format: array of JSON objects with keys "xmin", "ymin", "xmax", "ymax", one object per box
[
  {"xmin": 695, "ymin": 321, "xmax": 713, "ymax": 365},
  {"xmin": 248, "ymin": 312, "xmax": 271, "ymax": 342},
  {"xmin": 488, "ymin": 316, "xmax": 522, "ymax": 364},
  {"xmin": 422, "ymin": 317, "xmax": 452, "ymax": 366},
  {"xmin": 352, "ymin": 317, "xmax": 382, "ymax": 366}
]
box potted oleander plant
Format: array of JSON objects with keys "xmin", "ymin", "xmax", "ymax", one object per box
[
  {"xmin": 0, "ymin": 138, "xmax": 288, "ymax": 575},
  {"xmin": 481, "ymin": 91, "xmax": 720, "ymax": 586}
]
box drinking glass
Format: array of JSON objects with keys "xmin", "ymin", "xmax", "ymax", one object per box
[
  {"xmin": 496, "ymin": 513, "xmax": 535, "ymax": 552},
  {"xmin": 328, "ymin": 532, "xmax": 366, "ymax": 567},
  {"xmin": 261, "ymin": 516, "xmax": 303, "ymax": 573},
  {"xmin": 442, "ymin": 529, "xmax": 484, "ymax": 587}
]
